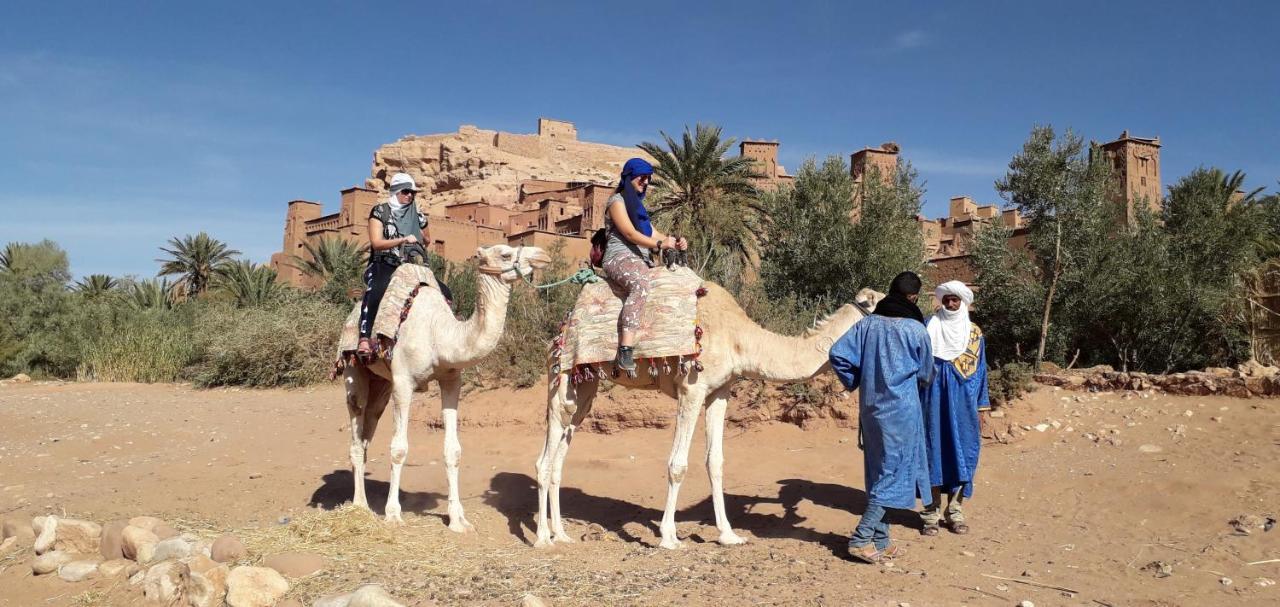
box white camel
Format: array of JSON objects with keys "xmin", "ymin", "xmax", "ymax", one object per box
[
  {"xmin": 345, "ymin": 244, "xmax": 551, "ymax": 530},
  {"xmin": 535, "ymin": 283, "xmax": 880, "ymax": 548}
]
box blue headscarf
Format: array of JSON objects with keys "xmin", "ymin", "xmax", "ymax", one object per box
[{"xmin": 619, "ymin": 158, "xmax": 654, "ymax": 237}]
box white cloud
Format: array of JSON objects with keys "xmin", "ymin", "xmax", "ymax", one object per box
[{"xmin": 890, "ymin": 29, "xmax": 930, "ymax": 51}]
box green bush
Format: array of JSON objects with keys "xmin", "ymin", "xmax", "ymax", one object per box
[
  {"xmin": 988, "ymin": 361, "xmax": 1034, "ymax": 408},
  {"xmin": 188, "ymin": 295, "xmax": 344, "ymax": 388},
  {"xmin": 77, "ymin": 305, "xmax": 199, "ymax": 383}
]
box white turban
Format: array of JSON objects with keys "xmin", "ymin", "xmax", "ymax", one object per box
[{"xmin": 927, "ymin": 281, "xmax": 973, "ymax": 361}]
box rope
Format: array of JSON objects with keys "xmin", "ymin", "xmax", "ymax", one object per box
[{"xmin": 506, "ymin": 246, "xmax": 602, "ymax": 290}]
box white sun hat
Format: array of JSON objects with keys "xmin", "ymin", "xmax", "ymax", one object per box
[{"xmin": 389, "ymin": 172, "xmax": 419, "ymax": 193}]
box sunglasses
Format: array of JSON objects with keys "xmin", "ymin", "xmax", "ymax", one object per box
[{"xmin": 397, "ymin": 189, "xmax": 417, "ymax": 196}]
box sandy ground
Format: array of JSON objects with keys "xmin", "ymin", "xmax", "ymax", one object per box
[{"xmin": 0, "ymin": 380, "xmax": 1277, "ymax": 606}]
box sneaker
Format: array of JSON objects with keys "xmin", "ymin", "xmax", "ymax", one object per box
[{"xmin": 615, "ymin": 346, "xmax": 637, "ymax": 376}]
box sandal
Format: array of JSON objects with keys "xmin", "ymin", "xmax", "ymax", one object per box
[
  {"xmin": 847, "ymin": 543, "xmax": 882, "ymax": 564},
  {"xmin": 881, "ymin": 542, "xmax": 905, "ymax": 559},
  {"xmin": 614, "ymin": 346, "xmax": 637, "ymax": 377},
  {"xmin": 921, "ymin": 524, "xmax": 940, "ymax": 536},
  {"xmin": 946, "ymin": 521, "xmax": 970, "ymax": 535}
]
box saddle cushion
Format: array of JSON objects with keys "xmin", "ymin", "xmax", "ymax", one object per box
[
  {"xmin": 337, "ymin": 264, "xmax": 440, "ymax": 354},
  {"xmin": 556, "ymin": 265, "xmax": 702, "ymax": 369}
]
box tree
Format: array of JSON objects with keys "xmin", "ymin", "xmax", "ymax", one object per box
[
  {"xmin": 291, "ymin": 236, "xmax": 367, "ymax": 305},
  {"xmin": 761, "ymin": 156, "xmax": 926, "ymax": 307},
  {"xmin": 0, "ymin": 240, "xmax": 71, "ymax": 292},
  {"xmin": 969, "ymin": 223, "xmax": 1045, "ymax": 365},
  {"xmin": 994, "ymin": 126, "xmax": 1113, "ymax": 368},
  {"xmin": 74, "ymin": 274, "xmax": 119, "ymax": 300},
  {"xmin": 639, "ymin": 124, "xmax": 764, "ymax": 288},
  {"xmin": 126, "ymin": 278, "xmax": 177, "ymax": 310},
  {"xmin": 156, "ymin": 232, "xmax": 240, "ymax": 299},
  {"xmin": 213, "ymin": 261, "xmax": 287, "ymax": 307}
]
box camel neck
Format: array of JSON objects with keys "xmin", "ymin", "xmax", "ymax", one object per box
[
  {"xmin": 734, "ymin": 309, "xmax": 860, "ymax": 382},
  {"xmin": 437, "ymin": 273, "xmax": 511, "ymax": 367}
]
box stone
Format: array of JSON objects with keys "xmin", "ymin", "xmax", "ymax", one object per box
[
  {"xmin": 153, "ymin": 537, "xmax": 192, "ymax": 561},
  {"xmin": 59, "ymin": 559, "xmax": 101, "ymax": 582},
  {"xmin": 128, "ymin": 516, "xmax": 165, "ymax": 532},
  {"xmin": 33, "ymin": 514, "xmax": 57, "ymax": 554},
  {"xmin": 32, "ymin": 550, "xmax": 73, "ymax": 575},
  {"xmin": 142, "ymin": 560, "xmax": 191, "ymax": 603},
  {"xmin": 100, "ymin": 520, "xmax": 128, "ymax": 560},
  {"xmin": 348, "ymin": 584, "xmax": 407, "ymax": 607},
  {"xmin": 122, "ymin": 525, "xmax": 159, "ymax": 563},
  {"xmin": 53, "ymin": 518, "xmax": 102, "ymax": 553},
  {"xmin": 0, "ymin": 536, "xmax": 15, "ymax": 554},
  {"xmin": 312, "ymin": 593, "xmax": 354, "ymax": 607},
  {"xmin": 99, "ymin": 558, "xmax": 132, "ymax": 577},
  {"xmin": 153, "ymin": 523, "xmax": 179, "ymax": 540},
  {"xmin": 225, "ymin": 566, "xmax": 289, "ymax": 607},
  {"xmin": 277, "ymin": 600, "xmax": 305, "ymax": 607},
  {"xmin": 192, "ymin": 538, "xmax": 214, "ymax": 559},
  {"xmin": 1019, "ymin": 601, "xmax": 1035, "ymax": 607},
  {"xmin": 186, "ymin": 567, "xmax": 230, "ymax": 607},
  {"xmin": 522, "ymin": 594, "xmax": 549, "ymax": 607},
  {"xmin": 2, "ymin": 518, "xmax": 35, "ymax": 543},
  {"xmin": 186, "ymin": 553, "xmax": 220, "ymax": 575},
  {"xmin": 211, "ymin": 534, "xmax": 247, "ymax": 563},
  {"xmin": 1138, "ymin": 444, "xmax": 1163, "ymax": 453},
  {"xmin": 262, "ymin": 552, "xmax": 326, "ymax": 578}
]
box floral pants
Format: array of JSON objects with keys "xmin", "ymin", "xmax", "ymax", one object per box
[{"xmin": 603, "ymin": 253, "xmax": 651, "ymax": 333}]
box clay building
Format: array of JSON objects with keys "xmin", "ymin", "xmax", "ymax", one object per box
[
  {"xmin": 1096, "ymin": 130, "xmax": 1162, "ymax": 224},
  {"xmin": 917, "ymin": 196, "xmax": 1029, "ymax": 285},
  {"xmin": 739, "ymin": 140, "xmax": 793, "ymax": 189},
  {"xmin": 850, "ymin": 143, "xmax": 900, "ymax": 221}
]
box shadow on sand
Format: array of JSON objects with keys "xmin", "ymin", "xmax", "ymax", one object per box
[{"xmin": 308, "ymin": 469, "xmax": 447, "ymax": 523}]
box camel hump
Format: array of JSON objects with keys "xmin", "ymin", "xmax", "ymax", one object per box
[{"xmin": 336, "ymin": 264, "xmax": 442, "ymax": 357}]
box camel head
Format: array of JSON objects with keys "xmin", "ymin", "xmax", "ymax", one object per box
[
  {"xmin": 855, "ymin": 288, "xmax": 885, "ymax": 313},
  {"xmin": 474, "ymin": 244, "xmax": 552, "ymax": 283}
]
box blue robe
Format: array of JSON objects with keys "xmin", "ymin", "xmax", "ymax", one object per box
[
  {"xmin": 922, "ymin": 325, "xmax": 990, "ymax": 498},
  {"xmin": 829, "ymin": 315, "xmax": 935, "ymax": 510}
]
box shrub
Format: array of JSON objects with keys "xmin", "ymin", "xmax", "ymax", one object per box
[
  {"xmin": 988, "ymin": 361, "xmax": 1034, "ymax": 408},
  {"xmin": 77, "ymin": 305, "xmax": 199, "ymax": 383},
  {"xmin": 188, "ymin": 295, "xmax": 345, "ymax": 388}
]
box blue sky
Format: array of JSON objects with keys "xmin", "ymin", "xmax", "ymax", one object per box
[{"xmin": 1, "ymin": 1, "xmax": 1277, "ymax": 278}]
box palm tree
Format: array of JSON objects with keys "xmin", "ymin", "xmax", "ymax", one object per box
[
  {"xmin": 291, "ymin": 236, "xmax": 366, "ymax": 283},
  {"xmin": 213, "ymin": 260, "xmax": 286, "ymax": 307},
  {"xmin": 126, "ymin": 278, "xmax": 177, "ymax": 310},
  {"xmin": 637, "ymin": 124, "xmax": 766, "ymax": 285},
  {"xmin": 74, "ymin": 274, "xmax": 119, "ymax": 299},
  {"xmin": 156, "ymin": 233, "xmax": 240, "ymax": 299}
]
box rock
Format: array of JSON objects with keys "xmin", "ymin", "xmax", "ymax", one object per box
[
  {"xmin": 211, "ymin": 534, "xmax": 247, "ymax": 563},
  {"xmin": 988, "ymin": 410, "xmax": 1005, "ymax": 418},
  {"xmin": 1138, "ymin": 444, "xmax": 1163, "ymax": 453},
  {"xmin": 33, "ymin": 514, "xmax": 57, "ymax": 554},
  {"xmin": 32, "ymin": 550, "xmax": 73, "ymax": 575},
  {"xmin": 100, "ymin": 520, "xmax": 128, "ymax": 560},
  {"xmin": 0, "ymin": 536, "xmax": 15, "ymax": 554},
  {"xmin": 128, "ymin": 516, "xmax": 165, "ymax": 532},
  {"xmin": 153, "ymin": 537, "xmax": 193, "ymax": 561},
  {"xmin": 122, "ymin": 525, "xmax": 160, "ymax": 562},
  {"xmin": 99, "ymin": 558, "xmax": 132, "ymax": 577},
  {"xmin": 225, "ymin": 566, "xmax": 289, "ymax": 607},
  {"xmin": 186, "ymin": 553, "xmax": 220, "ymax": 574},
  {"xmin": 1143, "ymin": 560, "xmax": 1173, "ymax": 578},
  {"xmin": 143, "ymin": 560, "xmax": 191, "ymax": 603},
  {"xmin": 262, "ymin": 552, "xmax": 326, "ymax": 578},
  {"xmin": 153, "ymin": 523, "xmax": 180, "ymax": 540},
  {"xmin": 348, "ymin": 584, "xmax": 407, "ymax": 607},
  {"xmin": 312, "ymin": 592, "xmax": 354, "ymax": 607},
  {"xmin": 1033, "ymin": 423, "xmax": 1050, "ymax": 432},
  {"xmin": 2, "ymin": 518, "xmax": 35, "ymax": 543},
  {"xmin": 1256, "ymin": 578, "xmax": 1276, "ymax": 587},
  {"xmin": 1220, "ymin": 576, "xmax": 1233, "ymax": 586},
  {"xmin": 192, "ymin": 538, "xmax": 214, "ymax": 559},
  {"xmin": 277, "ymin": 600, "xmax": 305, "ymax": 607},
  {"xmin": 52, "ymin": 518, "xmax": 102, "ymax": 553},
  {"xmin": 580, "ymin": 523, "xmax": 608, "ymax": 542},
  {"xmin": 186, "ymin": 567, "xmax": 230, "ymax": 607},
  {"xmin": 1019, "ymin": 601, "xmax": 1035, "ymax": 607},
  {"xmin": 59, "ymin": 559, "xmax": 101, "ymax": 582},
  {"xmin": 522, "ymin": 594, "xmax": 549, "ymax": 607},
  {"xmin": 6, "ymin": 373, "xmax": 31, "ymax": 383}
]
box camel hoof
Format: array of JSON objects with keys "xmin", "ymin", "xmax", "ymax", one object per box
[
  {"xmin": 533, "ymin": 536, "xmax": 555, "ymax": 549},
  {"xmin": 658, "ymin": 537, "xmax": 683, "ymax": 550},
  {"xmin": 553, "ymin": 532, "xmax": 575, "ymax": 544},
  {"xmin": 447, "ymin": 521, "xmax": 475, "ymax": 534},
  {"xmin": 717, "ymin": 531, "xmax": 747, "ymax": 546},
  {"xmin": 384, "ymin": 512, "xmax": 405, "ymax": 526}
]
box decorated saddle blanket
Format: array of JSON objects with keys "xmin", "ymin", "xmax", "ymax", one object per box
[
  {"xmin": 553, "ymin": 265, "xmax": 704, "ymax": 373},
  {"xmin": 337, "ymin": 263, "xmax": 440, "ymax": 355}
]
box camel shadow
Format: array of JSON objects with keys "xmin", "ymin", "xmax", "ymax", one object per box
[
  {"xmin": 308, "ymin": 469, "xmax": 447, "ymax": 522},
  {"xmin": 483, "ymin": 473, "xmax": 923, "ymax": 559}
]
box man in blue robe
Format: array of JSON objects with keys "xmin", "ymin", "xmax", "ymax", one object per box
[
  {"xmin": 829, "ymin": 272, "xmax": 934, "ymax": 563},
  {"xmin": 920, "ymin": 280, "xmax": 990, "ymax": 535}
]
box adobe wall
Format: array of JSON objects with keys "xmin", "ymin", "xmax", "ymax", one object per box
[
  {"xmin": 493, "ymin": 132, "xmax": 545, "ymax": 158},
  {"xmin": 538, "ymin": 118, "xmax": 578, "ymax": 140},
  {"xmin": 507, "ymin": 230, "xmax": 591, "ymax": 263}
]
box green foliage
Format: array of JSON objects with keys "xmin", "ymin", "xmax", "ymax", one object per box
[
  {"xmin": 640, "ymin": 124, "xmax": 764, "ymax": 290},
  {"xmin": 188, "ymin": 294, "xmax": 344, "ymax": 388},
  {"xmin": 761, "ymin": 156, "xmax": 925, "ymax": 306},
  {"xmin": 987, "ymin": 361, "xmax": 1034, "ymax": 408},
  {"xmin": 74, "ymin": 274, "xmax": 119, "ymax": 300},
  {"xmin": 970, "ymin": 223, "xmax": 1045, "ymax": 364},
  {"xmin": 0, "ymin": 240, "xmax": 71, "ymax": 291},
  {"xmin": 156, "ymin": 232, "xmax": 240, "ymax": 298},
  {"xmin": 212, "ymin": 260, "xmax": 289, "ymax": 307},
  {"xmin": 76, "ymin": 304, "xmax": 199, "ymax": 383},
  {"xmin": 125, "ymin": 278, "xmax": 178, "ymax": 310},
  {"xmin": 292, "ymin": 236, "xmax": 367, "ymax": 305}
]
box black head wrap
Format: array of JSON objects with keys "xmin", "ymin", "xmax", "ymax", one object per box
[{"xmin": 873, "ymin": 271, "xmax": 925, "ymax": 324}]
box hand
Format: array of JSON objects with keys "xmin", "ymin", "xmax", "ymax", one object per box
[
  {"xmin": 403, "ymin": 235, "xmax": 419, "ymax": 245},
  {"xmin": 660, "ymin": 235, "xmax": 676, "ymax": 250},
  {"xmin": 676, "ymin": 237, "xmax": 688, "ymax": 251}
]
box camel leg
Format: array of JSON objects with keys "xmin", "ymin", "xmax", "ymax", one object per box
[
  {"xmin": 383, "ymin": 372, "xmax": 415, "ymax": 525},
  {"xmin": 439, "ymin": 371, "xmax": 473, "ymax": 533},
  {"xmin": 344, "ymin": 367, "xmax": 371, "ymax": 510},
  {"xmin": 705, "ymin": 385, "xmax": 745, "ymax": 545},
  {"xmin": 659, "ymin": 383, "xmax": 707, "ymax": 550},
  {"xmin": 550, "ymin": 378, "xmax": 596, "ymax": 543},
  {"xmin": 534, "ymin": 373, "xmax": 566, "ymax": 548}
]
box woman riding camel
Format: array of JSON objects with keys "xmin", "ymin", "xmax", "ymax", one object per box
[
  {"xmin": 602, "ymin": 157, "xmax": 688, "ymax": 373},
  {"xmin": 356, "ymin": 172, "xmax": 444, "ymax": 359}
]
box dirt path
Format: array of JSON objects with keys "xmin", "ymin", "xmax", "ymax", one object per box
[{"xmin": 0, "ymin": 381, "xmax": 1276, "ymax": 606}]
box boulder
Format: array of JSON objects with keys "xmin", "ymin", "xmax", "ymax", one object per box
[
  {"xmin": 348, "ymin": 584, "xmax": 408, "ymax": 607},
  {"xmin": 277, "ymin": 601, "xmax": 305, "ymax": 607},
  {"xmin": 98, "ymin": 558, "xmax": 133, "ymax": 577},
  {"xmin": 33, "ymin": 514, "xmax": 56, "ymax": 554},
  {"xmin": 186, "ymin": 567, "xmax": 230, "ymax": 607},
  {"xmin": 100, "ymin": 520, "xmax": 128, "ymax": 560},
  {"xmin": 128, "ymin": 516, "xmax": 165, "ymax": 532},
  {"xmin": 122, "ymin": 525, "xmax": 159, "ymax": 563},
  {"xmin": 186, "ymin": 553, "xmax": 220, "ymax": 575},
  {"xmin": 32, "ymin": 550, "xmax": 73, "ymax": 575},
  {"xmin": 225, "ymin": 566, "xmax": 289, "ymax": 607},
  {"xmin": 2, "ymin": 518, "xmax": 35, "ymax": 544},
  {"xmin": 153, "ymin": 537, "xmax": 192, "ymax": 561},
  {"xmin": 153, "ymin": 523, "xmax": 180, "ymax": 540},
  {"xmin": 210, "ymin": 534, "xmax": 247, "ymax": 563},
  {"xmin": 192, "ymin": 537, "xmax": 214, "ymax": 559},
  {"xmin": 142, "ymin": 560, "xmax": 191, "ymax": 603},
  {"xmin": 312, "ymin": 593, "xmax": 354, "ymax": 607},
  {"xmin": 53, "ymin": 518, "xmax": 102, "ymax": 553},
  {"xmin": 262, "ymin": 552, "xmax": 326, "ymax": 578},
  {"xmin": 59, "ymin": 559, "xmax": 101, "ymax": 582}
]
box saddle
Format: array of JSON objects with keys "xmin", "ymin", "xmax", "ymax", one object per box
[{"xmin": 336, "ymin": 264, "xmax": 441, "ymax": 366}]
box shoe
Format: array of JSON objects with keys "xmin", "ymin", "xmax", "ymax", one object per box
[
  {"xmin": 847, "ymin": 542, "xmax": 882, "ymax": 564},
  {"xmin": 356, "ymin": 338, "xmax": 374, "ymax": 362},
  {"xmin": 615, "ymin": 345, "xmax": 637, "ymax": 376}
]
